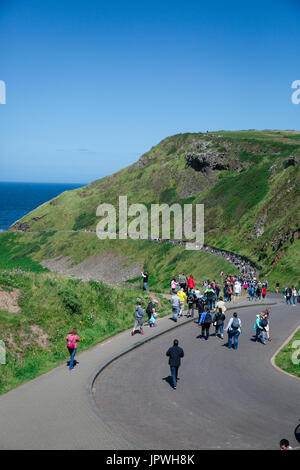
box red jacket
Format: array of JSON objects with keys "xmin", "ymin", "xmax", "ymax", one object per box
[{"xmin": 187, "ymin": 277, "xmax": 195, "ymax": 288}]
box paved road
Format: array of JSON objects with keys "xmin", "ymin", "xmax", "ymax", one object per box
[
  {"xmin": 94, "ymin": 302, "xmax": 300, "ymax": 450},
  {"xmin": 0, "ymin": 296, "xmax": 297, "ymax": 449}
]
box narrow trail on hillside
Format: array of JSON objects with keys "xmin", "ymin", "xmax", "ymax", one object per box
[{"xmin": 10, "ymin": 228, "xmax": 262, "ymax": 278}]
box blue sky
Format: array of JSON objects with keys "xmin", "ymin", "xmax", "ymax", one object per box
[{"xmin": 0, "ymin": 0, "xmax": 299, "ymax": 183}]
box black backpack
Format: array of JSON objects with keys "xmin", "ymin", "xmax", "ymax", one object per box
[
  {"xmin": 204, "ymin": 312, "xmax": 212, "ymax": 324},
  {"xmin": 187, "ymin": 293, "xmax": 195, "ymax": 304},
  {"xmin": 146, "ymin": 302, "xmax": 154, "ymax": 315}
]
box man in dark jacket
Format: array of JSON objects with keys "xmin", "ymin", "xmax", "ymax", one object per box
[{"xmin": 166, "ymin": 339, "xmax": 184, "ymax": 390}]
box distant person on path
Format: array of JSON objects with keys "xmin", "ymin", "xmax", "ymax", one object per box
[
  {"xmin": 131, "ymin": 300, "xmax": 145, "ymax": 335},
  {"xmin": 170, "ymin": 278, "xmax": 178, "ymax": 294},
  {"xmin": 275, "ymin": 281, "xmax": 280, "ymax": 294},
  {"xmin": 262, "ymin": 286, "xmax": 267, "ymax": 299},
  {"xmin": 292, "ymin": 287, "xmax": 297, "ymax": 306},
  {"xmin": 171, "ymin": 292, "xmax": 181, "ymax": 322},
  {"xmin": 215, "ymin": 296, "xmax": 226, "ymax": 314},
  {"xmin": 177, "ymin": 287, "xmax": 187, "ymax": 317},
  {"xmin": 225, "ymin": 312, "xmax": 241, "ymax": 349},
  {"xmin": 178, "ymin": 273, "xmax": 188, "ymax": 292},
  {"xmin": 166, "ymin": 339, "xmax": 184, "ymax": 390},
  {"xmin": 197, "ymin": 297, "xmax": 205, "ymax": 323},
  {"xmin": 141, "ymin": 271, "xmax": 149, "ymax": 291},
  {"xmin": 205, "ymin": 285, "xmax": 215, "ymax": 310},
  {"xmin": 233, "ymin": 281, "xmax": 241, "ymax": 303},
  {"xmin": 248, "ymin": 285, "xmax": 255, "ymax": 301},
  {"xmin": 66, "ymin": 328, "xmax": 80, "ymax": 371},
  {"xmin": 187, "ymin": 275, "xmax": 195, "ymax": 293},
  {"xmin": 284, "ymin": 287, "xmax": 292, "ymax": 305},
  {"xmin": 187, "ymin": 289, "xmax": 196, "ymax": 318}
]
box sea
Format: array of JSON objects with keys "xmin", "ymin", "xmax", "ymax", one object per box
[{"xmin": 0, "ymin": 182, "xmax": 84, "ymax": 231}]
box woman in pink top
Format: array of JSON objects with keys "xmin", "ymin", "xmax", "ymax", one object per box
[{"xmin": 66, "ymin": 328, "xmax": 80, "ymax": 371}]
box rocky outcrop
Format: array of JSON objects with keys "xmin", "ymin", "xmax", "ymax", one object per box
[
  {"xmin": 284, "ymin": 156, "xmax": 298, "ymax": 169},
  {"xmin": 185, "ymin": 151, "xmax": 246, "ymax": 173},
  {"xmin": 252, "ymin": 214, "xmax": 268, "ymax": 238},
  {"xmin": 8, "ymin": 222, "xmax": 31, "ymax": 232}
]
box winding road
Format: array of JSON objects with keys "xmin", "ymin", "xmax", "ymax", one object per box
[
  {"xmin": 0, "ymin": 298, "xmax": 299, "ymax": 449},
  {"xmin": 94, "ymin": 302, "xmax": 300, "ymax": 450}
]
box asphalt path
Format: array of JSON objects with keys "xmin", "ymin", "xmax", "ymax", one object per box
[{"xmin": 94, "ymin": 302, "xmax": 300, "ymax": 450}]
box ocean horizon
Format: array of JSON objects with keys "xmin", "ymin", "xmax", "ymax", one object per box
[{"xmin": 0, "ymin": 181, "xmax": 85, "ymax": 231}]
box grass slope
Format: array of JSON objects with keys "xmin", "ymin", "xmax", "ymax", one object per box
[
  {"xmin": 10, "ymin": 130, "xmax": 300, "ymax": 286},
  {"xmin": 0, "ymin": 270, "xmax": 170, "ymax": 395}
]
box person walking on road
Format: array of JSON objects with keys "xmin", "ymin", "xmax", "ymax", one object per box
[
  {"xmin": 166, "ymin": 339, "xmax": 184, "ymax": 390},
  {"xmin": 254, "ymin": 312, "xmax": 267, "ymax": 344},
  {"xmin": 284, "ymin": 287, "xmax": 292, "ymax": 305},
  {"xmin": 66, "ymin": 328, "xmax": 80, "ymax": 371},
  {"xmin": 225, "ymin": 312, "xmax": 242, "ymax": 349},
  {"xmin": 215, "ymin": 296, "xmax": 226, "ymax": 314},
  {"xmin": 292, "ymin": 287, "xmax": 297, "ymax": 306},
  {"xmin": 205, "ymin": 285, "xmax": 215, "ymax": 310},
  {"xmin": 187, "ymin": 289, "xmax": 196, "ymax": 318},
  {"xmin": 131, "ymin": 300, "xmax": 145, "ymax": 335},
  {"xmin": 177, "ymin": 287, "xmax": 187, "ymax": 317},
  {"xmin": 213, "ymin": 307, "xmax": 226, "ymax": 339},
  {"xmin": 187, "ymin": 275, "xmax": 195, "ymax": 293},
  {"xmin": 199, "ymin": 306, "xmax": 213, "ymax": 340},
  {"xmin": 233, "ymin": 281, "xmax": 241, "ymax": 304},
  {"xmin": 171, "ymin": 292, "xmax": 180, "ymax": 322},
  {"xmin": 264, "ymin": 308, "xmax": 271, "ymax": 341}
]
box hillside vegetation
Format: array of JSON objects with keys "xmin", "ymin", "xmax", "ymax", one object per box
[
  {"xmin": 9, "ymin": 130, "xmax": 300, "ymax": 288},
  {"xmin": 0, "ymin": 269, "xmax": 171, "ymax": 395}
]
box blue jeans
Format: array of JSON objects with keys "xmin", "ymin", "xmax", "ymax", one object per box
[
  {"xmin": 170, "ymin": 366, "xmax": 179, "ymax": 388},
  {"xmin": 144, "ymin": 282, "xmax": 148, "ymax": 291},
  {"xmin": 207, "ymin": 299, "xmax": 213, "ymax": 310},
  {"xmin": 216, "ymin": 324, "xmax": 224, "ymax": 335},
  {"xmin": 172, "ymin": 306, "xmax": 179, "ymax": 320},
  {"xmin": 68, "ymin": 348, "xmax": 77, "ymax": 370},
  {"xmin": 286, "ymin": 297, "xmax": 291, "ymax": 305},
  {"xmin": 228, "ymin": 330, "xmax": 240, "ymax": 349},
  {"xmin": 292, "ymin": 296, "xmax": 296, "ymax": 305}
]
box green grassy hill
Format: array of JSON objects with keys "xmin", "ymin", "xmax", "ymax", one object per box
[{"xmin": 8, "ymin": 129, "xmax": 300, "ymax": 288}]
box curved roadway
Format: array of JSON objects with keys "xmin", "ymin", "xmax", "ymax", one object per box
[{"xmin": 94, "ymin": 303, "xmax": 300, "ymax": 450}]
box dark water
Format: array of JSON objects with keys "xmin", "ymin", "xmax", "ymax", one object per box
[{"xmin": 0, "ymin": 182, "xmax": 84, "ymax": 231}]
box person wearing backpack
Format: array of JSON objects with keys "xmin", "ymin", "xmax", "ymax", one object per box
[
  {"xmin": 131, "ymin": 300, "xmax": 145, "ymax": 336},
  {"xmin": 225, "ymin": 312, "xmax": 241, "ymax": 349},
  {"xmin": 197, "ymin": 297, "xmax": 205, "ymax": 323},
  {"xmin": 205, "ymin": 285, "xmax": 215, "ymax": 310},
  {"xmin": 254, "ymin": 313, "xmax": 267, "ymax": 344},
  {"xmin": 187, "ymin": 289, "xmax": 196, "ymax": 318},
  {"xmin": 213, "ymin": 307, "xmax": 226, "ymax": 339},
  {"xmin": 199, "ymin": 306, "xmax": 213, "ymax": 340},
  {"xmin": 146, "ymin": 301, "xmax": 156, "ymax": 322}
]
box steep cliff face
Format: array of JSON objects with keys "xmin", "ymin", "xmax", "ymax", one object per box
[{"xmin": 8, "ymin": 130, "xmax": 300, "ymax": 283}]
